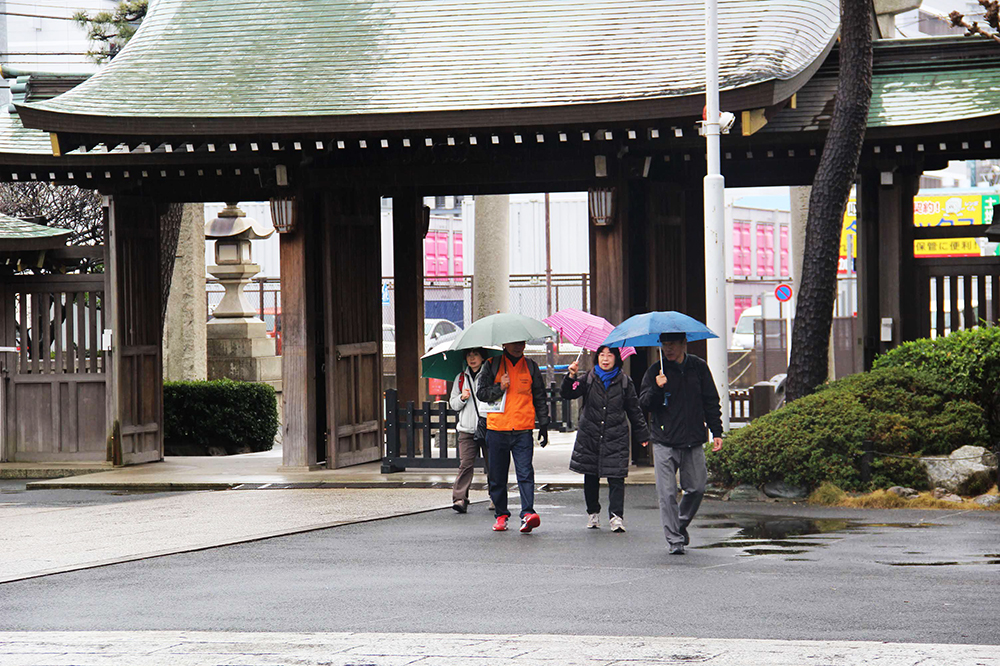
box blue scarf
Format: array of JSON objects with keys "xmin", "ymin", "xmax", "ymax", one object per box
[{"xmin": 594, "ymin": 366, "xmax": 619, "ymax": 389}]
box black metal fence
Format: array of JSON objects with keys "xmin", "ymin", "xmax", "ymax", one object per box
[{"xmin": 381, "ymin": 383, "xmax": 575, "ymax": 473}]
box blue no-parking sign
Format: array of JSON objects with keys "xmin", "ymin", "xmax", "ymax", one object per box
[{"xmin": 775, "ymin": 284, "xmax": 793, "ymax": 302}]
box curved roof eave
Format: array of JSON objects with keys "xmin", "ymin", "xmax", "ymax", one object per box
[{"xmin": 17, "ymin": 0, "xmax": 841, "ymax": 137}]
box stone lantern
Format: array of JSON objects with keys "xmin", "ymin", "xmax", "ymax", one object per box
[{"xmin": 205, "ymin": 203, "xmax": 282, "ymax": 397}]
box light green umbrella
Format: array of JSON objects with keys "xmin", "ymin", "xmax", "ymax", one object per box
[
  {"xmin": 420, "ymin": 340, "xmax": 502, "ymax": 381},
  {"xmin": 450, "ymin": 313, "xmax": 555, "ymax": 349}
]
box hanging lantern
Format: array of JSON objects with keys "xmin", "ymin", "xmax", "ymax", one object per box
[
  {"xmin": 270, "ymin": 197, "xmax": 296, "ymax": 234},
  {"xmin": 588, "ymin": 187, "xmax": 616, "ymax": 226}
]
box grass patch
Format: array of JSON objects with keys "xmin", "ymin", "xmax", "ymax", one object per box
[
  {"xmin": 808, "ymin": 484, "xmax": 1000, "ymax": 511},
  {"xmin": 808, "ymin": 482, "xmax": 846, "ymax": 505}
]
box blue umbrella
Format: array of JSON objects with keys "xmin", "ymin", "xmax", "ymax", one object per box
[{"xmin": 601, "ymin": 311, "xmax": 718, "ymax": 348}]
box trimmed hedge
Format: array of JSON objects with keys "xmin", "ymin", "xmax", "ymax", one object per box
[
  {"xmin": 164, "ymin": 379, "xmax": 278, "ymax": 454},
  {"xmin": 706, "ymin": 366, "xmax": 989, "ymax": 492},
  {"xmin": 873, "ymin": 326, "xmax": 1000, "ymax": 441}
]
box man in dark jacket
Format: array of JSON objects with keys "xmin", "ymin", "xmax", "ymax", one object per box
[
  {"xmin": 639, "ymin": 332, "xmax": 723, "ymax": 554},
  {"xmin": 477, "ymin": 340, "xmax": 549, "ymax": 534}
]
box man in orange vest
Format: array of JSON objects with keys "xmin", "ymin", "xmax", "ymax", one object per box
[{"xmin": 477, "ymin": 339, "xmax": 549, "ymax": 533}]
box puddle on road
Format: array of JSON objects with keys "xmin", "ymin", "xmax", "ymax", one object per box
[
  {"xmin": 876, "ymin": 553, "xmax": 1000, "ymax": 567},
  {"xmin": 878, "ymin": 555, "xmax": 1000, "ymax": 567},
  {"xmin": 694, "ymin": 513, "xmax": 941, "ymax": 559}
]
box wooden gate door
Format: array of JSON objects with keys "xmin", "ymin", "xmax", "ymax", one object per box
[
  {"xmin": 106, "ymin": 196, "xmax": 163, "ymax": 465},
  {"xmin": 322, "ymin": 192, "xmax": 383, "ymax": 468},
  {"xmin": 1, "ymin": 275, "xmax": 107, "ymax": 462}
]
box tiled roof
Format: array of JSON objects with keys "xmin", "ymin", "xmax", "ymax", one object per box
[
  {"xmin": 0, "ymin": 109, "xmax": 53, "ymax": 156},
  {"xmin": 766, "ymin": 36, "xmax": 1000, "ymax": 134},
  {"xmin": 21, "ymin": 0, "xmax": 840, "ymax": 128},
  {"xmin": 0, "ymin": 213, "xmax": 72, "ymax": 241}
]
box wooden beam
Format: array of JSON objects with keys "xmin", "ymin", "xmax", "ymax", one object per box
[
  {"xmin": 913, "ymin": 225, "xmax": 991, "ymax": 240},
  {"xmin": 741, "ymin": 108, "xmax": 769, "ymax": 136}
]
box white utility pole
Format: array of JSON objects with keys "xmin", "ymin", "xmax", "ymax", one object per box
[{"xmin": 704, "ymin": 0, "xmax": 730, "ymax": 429}]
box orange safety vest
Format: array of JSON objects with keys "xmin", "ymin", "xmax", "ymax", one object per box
[{"xmin": 487, "ymin": 355, "xmax": 536, "ymax": 431}]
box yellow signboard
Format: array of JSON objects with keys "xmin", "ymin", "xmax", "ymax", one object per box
[
  {"xmin": 912, "ymin": 195, "xmax": 981, "ymax": 227},
  {"xmin": 841, "ymin": 194, "xmax": 986, "ymax": 270}
]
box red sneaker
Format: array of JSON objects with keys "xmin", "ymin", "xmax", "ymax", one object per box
[
  {"xmin": 520, "ymin": 513, "xmax": 541, "ymax": 533},
  {"xmin": 492, "ymin": 515, "xmax": 508, "ymax": 531}
]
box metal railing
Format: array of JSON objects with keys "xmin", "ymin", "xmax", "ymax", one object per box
[{"xmin": 381, "ymin": 383, "xmax": 574, "ymax": 473}]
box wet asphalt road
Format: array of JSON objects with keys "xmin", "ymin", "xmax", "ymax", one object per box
[{"xmin": 1, "ymin": 485, "xmax": 998, "ymax": 645}]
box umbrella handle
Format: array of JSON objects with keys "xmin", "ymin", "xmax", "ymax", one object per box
[{"xmin": 659, "ymin": 347, "xmax": 663, "ymax": 370}]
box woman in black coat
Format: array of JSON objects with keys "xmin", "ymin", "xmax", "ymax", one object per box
[{"xmin": 561, "ymin": 345, "xmax": 649, "ymax": 532}]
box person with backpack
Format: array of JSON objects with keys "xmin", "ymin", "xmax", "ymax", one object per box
[
  {"xmin": 449, "ymin": 348, "xmax": 490, "ymax": 513},
  {"xmin": 562, "ymin": 345, "xmax": 649, "ymax": 532},
  {"xmin": 476, "ymin": 340, "xmax": 549, "ymax": 533}
]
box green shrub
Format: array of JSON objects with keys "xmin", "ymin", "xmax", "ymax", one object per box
[
  {"xmin": 164, "ymin": 379, "xmax": 278, "ymax": 453},
  {"xmin": 874, "ymin": 326, "xmax": 1000, "ymax": 440},
  {"xmin": 707, "ymin": 366, "xmax": 989, "ymax": 492}
]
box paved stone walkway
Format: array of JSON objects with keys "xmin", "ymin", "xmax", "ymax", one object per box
[
  {"xmin": 0, "ymin": 631, "xmax": 996, "ymax": 666},
  {"xmin": 17, "ymin": 434, "xmax": 657, "ymax": 491},
  {"xmin": 0, "ymin": 487, "xmax": 457, "ymax": 583}
]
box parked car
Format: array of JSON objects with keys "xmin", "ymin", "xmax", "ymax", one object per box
[
  {"xmin": 382, "ymin": 318, "xmax": 462, "ymax": 357},
  {"xmin": 731, "ymin": 305, "xmax": 760, "ymax": 350}
]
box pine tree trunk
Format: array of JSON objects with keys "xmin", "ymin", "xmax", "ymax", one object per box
[{"xmin": 786, "ymin": 0, "xmax": 873, "ymax": 402}]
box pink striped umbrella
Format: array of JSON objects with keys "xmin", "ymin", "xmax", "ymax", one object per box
[{"xmin": 542, "ymin": 309, "xmax": 636, "ymax": 359}]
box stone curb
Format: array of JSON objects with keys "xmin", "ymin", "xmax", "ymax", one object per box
[
  {"xmin": 24, "ymin": 479, "xmax": 660, "ymax": 492},
  {"xmin": 0, "ymin": 501, "xmax": 458, "ymax": 586}
]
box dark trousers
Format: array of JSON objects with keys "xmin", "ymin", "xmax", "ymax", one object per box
[
  {"xmin": 584, "ymin": 474, "xmax": 625, "ymax": 518},
  {"xmin": 487, "ymin": 430, "xmax": 534, "ymax": 518}
]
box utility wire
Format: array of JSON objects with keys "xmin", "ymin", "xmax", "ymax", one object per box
[{"xmin": 0, "ymin": 11, "xmax": 78, "ymax": 21}]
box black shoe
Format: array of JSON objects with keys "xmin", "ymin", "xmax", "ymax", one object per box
[
  {"xmin": 681, "ymin": 526, "xmax": 690, "ymax": 546},
  {"xmin": 452, "ymin": 500, "xmax": 468, "ymax": 514},
  {"xmin": 669, "ymin": 544, "xmax": 685, "ymax": 555}
]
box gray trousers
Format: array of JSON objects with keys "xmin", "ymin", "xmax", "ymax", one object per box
[
  {"xmin": 452, "ymin": 431, "xmax": 488, "ymax": 502},
  {"xmin": 652, "ymin": 443, "xmax": 707, "ymax": 546}
]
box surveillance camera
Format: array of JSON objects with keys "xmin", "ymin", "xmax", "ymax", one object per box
[{"xmin": 720, "ymin": 111, "xmax": 736, "ymax": 134}]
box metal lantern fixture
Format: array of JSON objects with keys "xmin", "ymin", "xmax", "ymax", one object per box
[
  {"xmin": 588, "ymin": 187, "xmax": 616, "ymax": 226},
  {"xmin": 270, "ymin": 197, "xmax": 296, "ymax": 234}
]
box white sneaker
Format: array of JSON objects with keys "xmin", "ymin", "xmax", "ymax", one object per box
[
  {"xmin": 586, "ymin": 513, "xmax": 600, "ymax": 529},
  {"xmin": 610, "ymin": 515, "xmax": 625, "ymax": 533}
]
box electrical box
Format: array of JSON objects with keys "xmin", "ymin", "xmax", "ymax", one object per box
[{"xmin": 880, "ymin": 317, "xmax": 893, "ymax": 343}]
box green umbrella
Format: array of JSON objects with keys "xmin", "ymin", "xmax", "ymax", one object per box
[
  {"xmin": 420, "ymin": 340, "xmax": 502, "ymax": 381},
  {"xmin": 450, "ymin": 313, "xmax": 555, "ymax": 349}
]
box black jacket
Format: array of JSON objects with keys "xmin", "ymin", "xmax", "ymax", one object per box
[
  {"xmin": 476, "ymin": 353, "xmax": 550, "ymax": 430},
  {"xmin": 639, "ymin": 353, "xmax": 723, "ymax": 447},
  {"xmin": 562, "ymin": 370, "xmax": 649, "ymax": 478}
]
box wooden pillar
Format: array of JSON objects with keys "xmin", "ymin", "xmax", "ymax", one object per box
[
  {"xmin": 857, "ymin": 167, "xmax": 920, "ymax": 369},
  {"xmin": 882, "ymin": 168, "xmax": 920, "ymax": 347},
  {"xmin": 392, "ymin": 190, "xmax": 426, "ymax": 406},
  {"xmin": 589, "ymin": 181, "xmax": 631, "ymax": 325},
  {"xmin": 856, "ymin": 170, "xmax": 881, "ymax": 371},
  {"xmin": 320, "ymin": 189, "xmax": 384, "ymax": 468},
  {"xmin": 858, "ymin": 164, "xmax": 920, "ymax": 370},
  {"xmin": 279, "ymin": 193, "xmax": 320, "ymax": 469},
  {"xmin": 105, "ymin": 195, "xmax": 163, "ymax": 466}
]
